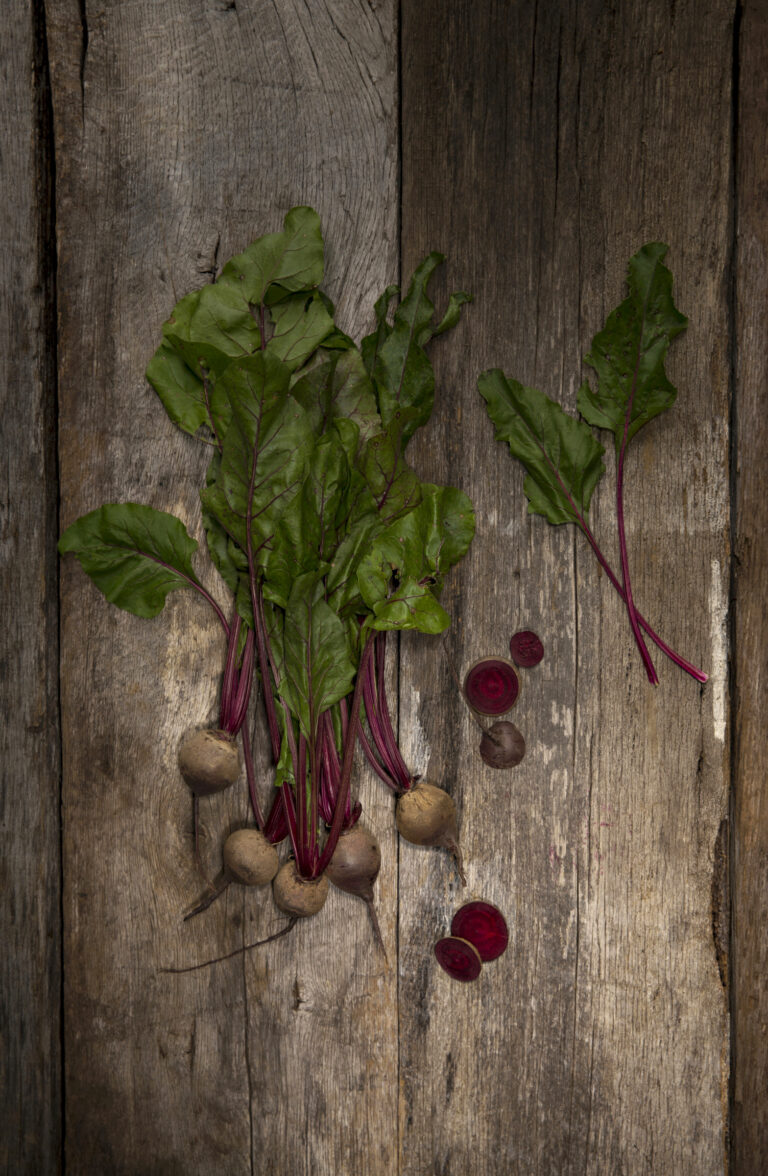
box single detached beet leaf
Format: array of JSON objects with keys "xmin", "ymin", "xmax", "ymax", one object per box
[
  {"xmin": 578, "ymin": 243, "xmax": 688, "ymax": 685},
  {"xmin": 58, "ymin": 503, "xmax": 214, "ymax": 620},
  {"xmin": 577, "ymin": 243, "xmax": 688, "ymax": 449},
  {"xmin": 478, "ymin": 369, "xmax": 605, "ymax": 527}
]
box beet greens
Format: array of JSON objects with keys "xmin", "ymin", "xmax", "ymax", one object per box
[
  {"xmin": 59, "ymin": 206, "xmax": 475, "ymax": 931},
  {"xmin": 478, "ymin": 242, "xmax": 706, "ymax": 685}
]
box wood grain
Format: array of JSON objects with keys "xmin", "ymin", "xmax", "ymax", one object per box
[
  {"xmin": 399, "ymin": 2, "xmax": 732, "ymax": 1172},
  {"xmin": 732, "ymin": 2, "xmax": 768, "ymax": 1169},
  {"xmin": 0, "ymin": 2, "xmax": 62, "ymax": 1171},
  {"xmin": 47, "ymin": 0, "xmax": 397, "ymax": 1171}
]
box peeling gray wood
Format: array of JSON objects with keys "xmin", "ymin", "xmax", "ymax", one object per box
[
  {"xmin": 48, "ymin": 0, "xmax": 397, "ymax": 1171},
  {"xmin": 732, "ymin": 2, "xmax": 768, "ymax": 1170},
  {"xmin": 0, "ymin": 2, "xmax": 62, "ymax": 1171},
  {"xmin": 399, "ymin": 2, "xmax": 732, "ymax": 1172}
]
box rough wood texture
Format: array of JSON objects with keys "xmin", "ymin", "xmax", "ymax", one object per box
[
  {"xmin": 732, "ymin": 2, "xmax": 768, "ymax": 1169},
  {"xmin": 0, "ymin": 2, "xmax": 62, "ymax": 1171},
  {"xmin": 48, "ymin": 0, "xmax": 397, "ymax": 1171},
  {"xmin": 399, "ymin": 2, "xmax": 732, "ymax": 1172},
  {"xmin": 17, "ymin": 0, "xmax": 766, "ymax": 1170}
]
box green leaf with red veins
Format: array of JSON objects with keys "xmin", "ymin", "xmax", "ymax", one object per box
[
  {"xmin": 291, "ymin": 346, "xmax": 382, "ymax": 447},
  {"xmin": 145, "ymin": 339, "xmax": 221, "ymax": 438},
  {"xmin": 360, "ymin": 429, "xmax": 422, "ymax": 527},
  {"xmin": 213, "ymin": 353, "xmax": 315, "ymax": 570},
  {"xmin": 357, "ymin": 483, "xmax": 475, "ymax": 632},
  {"xmin": 360, "ymin": 283, "xmax": 399, "ymax": 377},
  {"xmin": 218, "ymin": 205, "xmax": 325, "ymax": 305},
  {"xmin": 266, "ymin": 290, "xmax": 335, "ymax": 372},
  {"xmin": 478, "ymin": 369, "xmax": 606, "ymax": 527},
  {"xmin": 279, "ymin": 573, "xmax": 356, "ymax": 739},
  {"xmin": 577, "ymin": 242, "xmax": 688, "ymax": 452},
  {"xmin": 262, "ymin": 429, "xmax": 349, "ymax": 609},
  {"xmin": 372, "ymin": 254, "xmax": 471, "ymax": 446},
  {"xmin": 58, "ymin": 503, "xmax": 202, "ymax": 619}
]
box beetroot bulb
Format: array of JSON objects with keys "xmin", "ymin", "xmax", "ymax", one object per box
[
  {"xmin": 395, "ymin": 782, "xmax": 466, "ymax": 885},
  {"xmin": 325, "ymin": 823, "xmax": 385, "ymax": 954},
  {"xmin": 479, "ymin": 721, "xmax": 525, "ymax": 769}
]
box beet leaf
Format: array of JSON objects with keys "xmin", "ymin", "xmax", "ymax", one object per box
[
  {"xmin": 58, "ymin": 503, "xmax": 224, "ymax": 624},
  {"xmin": 478, "ymin": 243, "xmax": 705, "ymax": 684},
  {"xmin": 577, "ymin": 243, "xmax": 688, "ymax": 684}
]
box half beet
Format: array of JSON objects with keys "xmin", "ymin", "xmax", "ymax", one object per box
[
  {"xmin": 434, "ymin": 936, "xmax": 483, "ymax": 981},
  {"xmin": 509, "ymin": 630, "xmax": 544, "ymax": 668},
  {"xmin": 450, "ymin": 901, "xmax": 509, "ymax": 962},
  {"xmin": 463, "ymin": 657, "xmax": 520, "ymax": 716}
]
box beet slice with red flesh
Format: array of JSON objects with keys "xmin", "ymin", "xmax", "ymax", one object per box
[
  {"xmin": 463, "ymin": 658, "xmax": 520, "ymax": 716},
  {"xmin": 434, "ymin": 936, "xmax": 482, "ymax": 981},
  {"xmin": 450, "ymin": 901, "xmax": 509, "ymax": 962},
  {"xmin": 509, "ymin": 630, "xmax": 544, "ymax": 668}
]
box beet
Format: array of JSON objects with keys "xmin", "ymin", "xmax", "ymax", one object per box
[
  {"xmin": 479, "ymin": 721, "xmax": 525, "ymax": 769},
  {"xmin": 326, "ymin": 824, "xmax": 385, "ymax": 954},
  {"xmin": 434, "ymin": 936, "xmax": 482, "ymax": 981},
  {"xmin": 178, "ymin": 728, "xmax": 240, "ymax": 796},
  {"xmin": 463, "ymin": 658, "xmax": 520, "ymax": 715},
  {"xmin": 450, "ymin": 901, "xmax": 509, "ymax": 961},
  {"xmin": 273, "ymin": 860, "xmax": 329, "ymax": 918},
  {"xmin": 223, "ymin": 828, "xmax": 279, "ymax": 886},
  {"xmin": 509, "ymin": 629, "xmax": 544, "ymax": 668},
  {"xmin": 395, "ymin": 782, "xmax": 466, "ymax": 884}
]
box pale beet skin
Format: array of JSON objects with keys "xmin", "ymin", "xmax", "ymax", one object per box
[
  {"xmin": 223, "ymin": 828, "xmax": 279, "ymax": 886},
  {"xmin": 395, "ymin": 782, "xmax": 466, "ymax": 884},
  {"xmin": 273, "ymin": 860, "xmax": 329, "ymax": 918},
  {"xmin": 178, "ymin": 728, "xmax": 240, "ymax": 796}
]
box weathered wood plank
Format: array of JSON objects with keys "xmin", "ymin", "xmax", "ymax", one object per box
[
  {"xmin": 48, "ymin": 0, "xmax": 397, "ymax": 1171},
  {"xmin": 0, "ymin": 2, "xmax": 61, "ymax": 1171},
  {"xmin": 399, "ymin": 2, "xmax": 732, "ymax": 1172},
  {"xmin": 732, "ymin": 2, "xmax": 768, "ymax": 1169}
]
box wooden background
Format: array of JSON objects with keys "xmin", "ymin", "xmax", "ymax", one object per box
[{"xmin": 3, "ymin": 0, "xmax": 767, "ymax": 1172}]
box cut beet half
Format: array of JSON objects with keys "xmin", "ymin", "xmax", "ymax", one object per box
[
  {"xmin": 464, "ymin": 657, "xmax": 520, "ymax": 715},
  {"xmin": 450, "ymin": 901, "xmax": 509, "ymax": 962},
  {"xmin": 434, "ymin": 936, "xmax": 483, "ymax": 982},
  {"xmin": 509, "ymin": 630, "xmax": 544, "ymax": 668}
]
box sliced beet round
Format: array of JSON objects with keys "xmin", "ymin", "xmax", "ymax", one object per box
[
  {"xmin": 434, "ymin": 936, "xmax": 482, "ymax": 982},
  {"xmin": 509, "ymin": 630, "xmax": 544, "ymax": 668},
  {"xmin": 463, "ymin": 657, "xmax": 520, "ymax": 716},
  {"xmin": 450, "ymin": 901, "xmax": 509, "ymax": 962}
]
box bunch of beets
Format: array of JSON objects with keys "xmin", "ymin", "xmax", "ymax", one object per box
[{"xmin": 59, "ymin": 207, "xmax": 476, "ymax": 952}]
